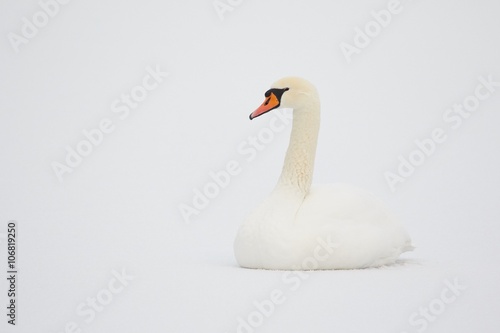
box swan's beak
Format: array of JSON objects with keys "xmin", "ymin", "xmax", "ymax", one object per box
[
  {"xmin": 249, "ymin": 87, "xmax": 289, "ymax": 120},
  {"xmin": 249, "ymin": 92, "xmax": 281, "ymax": 120}
]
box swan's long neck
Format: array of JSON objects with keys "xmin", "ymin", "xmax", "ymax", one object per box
[{"xmin": 276, "ymin": 95, "xmax": 320, "ymax": 196}]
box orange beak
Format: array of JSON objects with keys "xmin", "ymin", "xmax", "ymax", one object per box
[{"xmin": 249, "ymin": 92, "xmax": 281, "ymax": 120}]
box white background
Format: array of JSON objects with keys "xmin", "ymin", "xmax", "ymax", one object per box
[{"xmin": 1, "ymin": 0, "xmax": 500, "ymax": 332}]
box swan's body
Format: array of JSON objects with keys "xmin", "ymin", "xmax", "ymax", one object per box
[{"xmin": 234, "ymin": 77, "xmax": 412, "ymax": 270}]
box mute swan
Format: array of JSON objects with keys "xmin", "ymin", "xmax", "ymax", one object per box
[{"xmin": 234, "ymin": 77, "xmax": 413, "ymax": 270}]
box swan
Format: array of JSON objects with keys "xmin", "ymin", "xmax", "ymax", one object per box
[{"xmin": 234, "ymin": 77, "xmax": 413, "ymax": 270}]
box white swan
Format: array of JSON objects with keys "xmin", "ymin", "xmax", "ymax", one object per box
[{"xmin": 234, "ymin": 77, "xmax": 413, "ymax": 270}]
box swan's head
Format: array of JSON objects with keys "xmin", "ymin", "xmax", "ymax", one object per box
[{"xmin": 249, "ymin": 77, "xmax": 317, "ymax": 120}]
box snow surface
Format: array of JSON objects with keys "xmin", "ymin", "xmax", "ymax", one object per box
[{"xmin": 1, "ymin": 0, "xmax": 500, "ymax": 332}]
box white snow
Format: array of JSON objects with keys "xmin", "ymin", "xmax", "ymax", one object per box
[{"xmin": 1, "ymin": 1, "xmax": 500, "ymax": 332}]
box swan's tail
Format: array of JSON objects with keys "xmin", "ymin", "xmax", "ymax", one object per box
[{"xmin": 402, "ymin": 241, "xmax": 415, "ymax": 253}]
